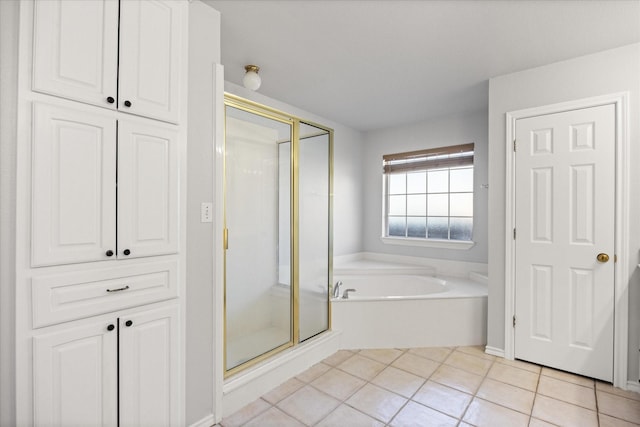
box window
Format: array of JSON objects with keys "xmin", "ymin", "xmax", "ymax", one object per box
[{"xmin": 383, "ymin": 143, "xmax": 474, "ymax": 243}]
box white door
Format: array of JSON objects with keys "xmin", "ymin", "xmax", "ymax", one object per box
[
  {"xmin": 117, "ymin": 119, "xmax": 179, "ymax": 259},
  {"xmin": 32, "ymin": 103, "xmax": 117, "ymax": 267},
  {"xmin": 514, "ymin": 104, "xmax": 615, "ymax": 381},
  {"xmin": 32, "ymin": 0, "xmax": 119, "ymax": 109},
  {"xmin": 33, "ymin": 319, "xmax": 118, "ymax": 427},
  {"xmin": 118, "ymin": 0, "xmax": 185, "ymax": 124},
  {"xmin": 119, "ymin": 305, "xmax": 180, "ymax": 427}
]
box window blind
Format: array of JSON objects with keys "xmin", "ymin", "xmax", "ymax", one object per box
[{"xmin": 383, "ymin": 143, "xmax": 474, "ymax": 174}]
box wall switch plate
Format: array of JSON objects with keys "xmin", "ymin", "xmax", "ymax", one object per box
[{"xmin": 201, "ymin": 202, "xmax": 213, "ymax": 223}]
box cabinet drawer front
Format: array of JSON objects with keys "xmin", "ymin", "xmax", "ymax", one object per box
[{"xmin": 32, "ymin": 261, "xmax": 178, "ymax": 328}]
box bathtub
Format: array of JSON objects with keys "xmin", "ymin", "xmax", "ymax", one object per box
[{"xmin": 331, "ymin": 258, "xmax": 488, "ymax": 349}]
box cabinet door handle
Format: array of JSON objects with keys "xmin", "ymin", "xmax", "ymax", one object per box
[
  {"xmin": 105, "ymin": 250, "xmax": 114, "ymax": 257},
  {"xmin": 125, "ymin": 320, "xmax": 133, "ymax": 327},
  {"xmin": 123, "ymin": 249, "xmax": 131, "ymax": 256},
  {"xmin": 107, "ymin": 324, "xmax": 115, "ymax": 331},
  {"xmin": 106, "ymin": 285, "xmax": 130, "ymax": 293},
  {"xmin": 124, "ymin": 100, "xmax": 132, "ymax": 107},
  {"xmin": 106, "ymin": 96, "xmax": 115, "ymax": 104}
]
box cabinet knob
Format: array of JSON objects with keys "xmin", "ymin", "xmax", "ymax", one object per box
[
  {"xmin": 105, "ymin": 250, "xmax": 114, "ymax": 257},
  {"xmin": 123, "ymin": 249, "xmax": 131, "ymax": 256},
  {"xmin": 107, "ymin": 324, "xmax": 115, "ymax": 331},
  {"xmin": 124, "ymin": 100, "xmax": 132, "ymax": 107},
  {"xmin": 125, "ymin": 320, "xmax": 133, "ymax": 327},
  {"xmin": 106, "ymin": 96, "xmax": 115, "ymax": 104}
]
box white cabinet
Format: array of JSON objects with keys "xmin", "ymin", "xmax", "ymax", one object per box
[
  {"xmin": 33, "ymin": 318, "xmax": 118, "ymax": 427},
  {"xmin": 33, "ymin": 0, "xmax": 185, "ymax": 123},
  {"xmin": 32, "ymin": 103, "xmax": 179, "ymax": 267},
  {"xmin": 118, "ymin": 1, "xmax": 185, "ymax": 123},
  {"xmin": 119, "ymin": 305, "xmax": 180, "ymax": 427},
  {"xmin": 34, "ymin": 304, "xmax": 179, "ymax": 427},
  {"xmin": 19, "ymin": 1, "xmax": 187, "ymax": 425},
  {"xmin": 117, "ymin": 120, "xmax": 179, "ymax": 259}
]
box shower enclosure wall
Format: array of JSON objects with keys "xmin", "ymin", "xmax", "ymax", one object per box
[{"xmin": 223, "ymin": 95, "xmax": 333, "ymax": 376}]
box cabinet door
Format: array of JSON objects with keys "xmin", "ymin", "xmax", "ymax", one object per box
[
  {"xmin": 32, "ymin": 0, "xmax": 119, "ymax": 109},
  {"xmin": 117, "ymin": 120, "xmax": 179, "ymax": 259},
  {"xmin": 32, "ymin": 103, "xmax": 117, "ymax": 267},
  {"xmin": 118, "ymin": 1, "xmax": 186, "ymax": 123},
  {"xmin": 119, "ymin": 305, "xmax": 180, "ymax": 427},
  {"xmin": 33, "ymin": 319, "xmax": 118, "ymax": 427}
]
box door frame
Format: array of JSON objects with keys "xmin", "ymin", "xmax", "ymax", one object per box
[{"xmin": 504, "ymin": 92, "xmax": 630, "ymax": 388}]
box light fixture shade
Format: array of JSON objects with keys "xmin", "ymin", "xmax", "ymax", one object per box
[{"xmin": 243, "ymin": 65, "xmax": 261, "ymax": 91}]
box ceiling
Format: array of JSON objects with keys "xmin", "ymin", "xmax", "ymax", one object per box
[{"xmin": 206, "ymin": 1, "xmax": 640, "ymax": 131}]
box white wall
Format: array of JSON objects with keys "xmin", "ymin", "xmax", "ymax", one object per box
[
  {"xmin": 362, "ymin": 109, "xmax": 489, "ymax": 263},
  {"xmin": 224, "ymin": 82, "xmax": 365, "ymax": 257},
  {"xmin": 186, "ymin": 2, "xmax": 220, "ymax": 425},
  {"xmin": 488, "ymin": 43, "xmax": 640, "ymax": 382},
  {"xmin": 0, "ymin": 1, "xmax": 19, "ymax": 425}
]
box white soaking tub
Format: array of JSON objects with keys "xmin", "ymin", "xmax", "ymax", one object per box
[{"xmin": 331, "ymin": 258, "xmax": 488, "ymax": 349}]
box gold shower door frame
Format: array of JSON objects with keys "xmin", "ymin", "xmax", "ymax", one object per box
[{"xmin": 223, "ymin": 93, "xmax": 333, "ymax": 377}]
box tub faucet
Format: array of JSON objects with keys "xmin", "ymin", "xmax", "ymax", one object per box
[
  {"xmin": 342, "ymin": 288, "xmax": 356, "ymax": 299},
  {"xmin": 333, "ymin": 281, "xmax": 343, "ymax": 298}
]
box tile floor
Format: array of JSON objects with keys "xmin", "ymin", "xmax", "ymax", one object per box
[{"xmin": 218, "ymin": 346, "xmax": 640, "ymax": 427}]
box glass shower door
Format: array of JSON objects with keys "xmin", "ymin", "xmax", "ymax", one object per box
[
  {"xmin": 298, "ymin": 122, "xmax": 331, "ymax": 342},
  {"xmin": 224, "ymin": 105, "xmax": 293, "ymax": 372}
]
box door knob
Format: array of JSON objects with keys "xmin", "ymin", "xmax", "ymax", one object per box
[{"xmin": 597, "ymin": 253, "xmax": 610, "ymax": 263}]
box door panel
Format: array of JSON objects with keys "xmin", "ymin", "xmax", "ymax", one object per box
[
  {"xmin": 32, "ymin": 0, "xmax": 119, "ymax": 109},
  {"xmin": 118, "ymin": 305, "xmax": 180, "ymax": 427},
  {"xmin": 117, "ymin": 120, "xmax": 179, "ymax": 259},
  {"xmin": 32, "ymin": 103, "xmax": 117, "ymax": 266},
  {"xmin": 514, "ymin": 104, "xmax": 615, "ymax": 381},
  {"xmin": 118, "ymin": 0, "xmax": 184, "ymax": 123},
  {"xmin": 33, "ymin": 319, "xmax": 118, "ymax": 427}
]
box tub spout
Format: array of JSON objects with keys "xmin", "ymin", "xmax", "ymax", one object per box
[
  {"xmin": 342, "ymin": 288, "xmax": 356, "ymax": 299},
  {"xmin": 333, "ymin": 280, "xmax": 343, "ymax": 298}
]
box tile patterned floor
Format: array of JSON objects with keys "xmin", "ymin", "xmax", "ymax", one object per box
[{"xmin": 218, "ymin": 347, "xmax": 640, "ymax": 427}]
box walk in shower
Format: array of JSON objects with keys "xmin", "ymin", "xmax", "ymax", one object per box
[{"xmin": 223, "ymin": 95, "xmax": 332, "ymax": 376}]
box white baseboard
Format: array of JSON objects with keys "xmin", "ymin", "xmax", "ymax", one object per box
[
  {"xmin": 626, "ymin": 380, "xmax": 640, "ymax": 394},
  {"xmin": 485, "ymin": 346, "xmax": 505, "ymax": 358},
  {"xmin": 189, "ymin": 414, "xmax": 215, "ymax": 427}
]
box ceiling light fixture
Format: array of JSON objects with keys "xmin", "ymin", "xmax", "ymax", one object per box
[{"xmin": 242, "ymin": 65, "xmax": 261, "ymax": 91}]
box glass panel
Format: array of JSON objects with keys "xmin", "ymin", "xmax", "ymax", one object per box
[
  {"xmin": 388, "ymin": 216, "xmax": 406, "ymax": 236},
  {"xmin": 407, "ymin": 194, "xmax": 426, "ymax": 216},
  {"xmin": 427, "ymin": 194, "xmax": 448, "ymax": 216},
  {"xmin": 407, "ymin": 217, "xmax": 426, "ymax": 238},
  {"xmin": 388, "ymin": 195, "xmax": 406, "ymax": 215},
  {"xmin": 428, "ymin": 170, "xmax": 448, "ymax": 193},
  {"xmin": 407, "ymin": 172, "xmax": 426, "ymax": 194},
  {"xmin": 225, "ymin": 105, "xmax": 292, "ymax": 371},
  {"xmin": 388, "ymin": 173, "xmax": 406, "ymax": 194},
  {"xmin": 450, "ymin": 217, "xmax": 473, "ymax": 240},
  {"xmin": 427, "ymin": 217, "xmax": 449, "ymax": 239},
  {"xmin": 298, "ymin": 122, "xmax": 330, "ymax": 342},
  {"xmin": 450, "ymin": 193, "xmax": 473, "ymax": 216},
  {"xmin": 450, "ymin": 167, "xmax": 473, "ymax": 192}
]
